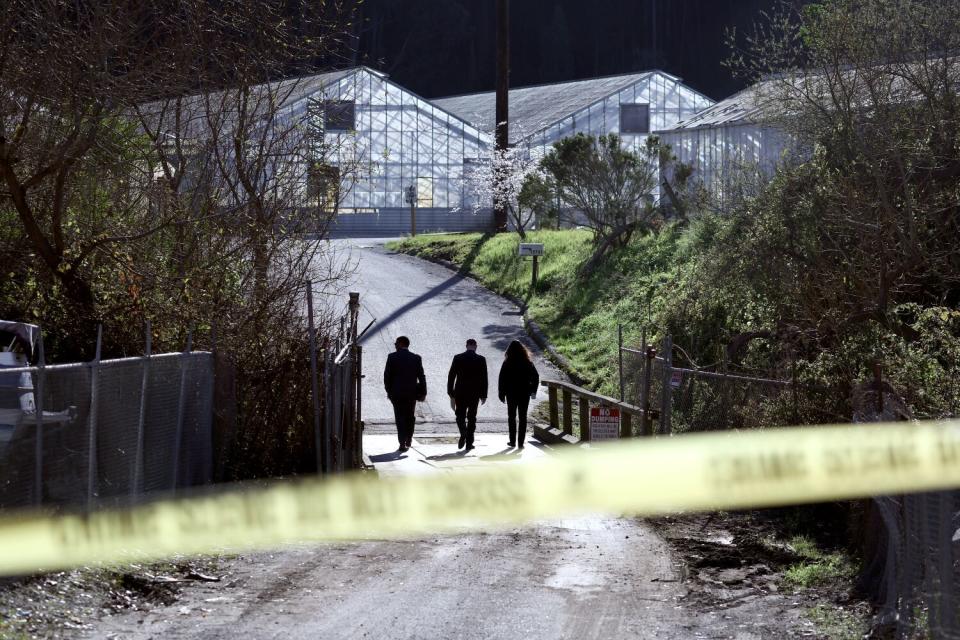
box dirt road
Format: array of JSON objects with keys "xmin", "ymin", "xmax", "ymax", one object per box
[
  {"xmin": 82, "ymin": 242, "xmax": 813, "ymax": 639},
  {"xmin": 86, "ymin": 435, "xmax": 795, "ymax": 640}
]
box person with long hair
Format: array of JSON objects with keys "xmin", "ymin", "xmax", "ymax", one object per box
[{"xmin": 498, "ymin": 339, "xmax": 539, "ymax": 448}]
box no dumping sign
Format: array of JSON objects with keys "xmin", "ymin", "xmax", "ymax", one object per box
[{"xmin": 590, "ymin": 405, "xmax": 620, "ymax": 441}]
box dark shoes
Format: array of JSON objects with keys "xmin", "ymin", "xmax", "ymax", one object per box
[
  {"xmin": 458, "ymin": 435, "xmax": 466, "ymax": 449},
  {"xmin": 507, "ymin": 441, "xmax": 516, "ymax": 447},
  {"xmin": 465, "ymin": 443, "xmax": 475, "ymax": 451}
]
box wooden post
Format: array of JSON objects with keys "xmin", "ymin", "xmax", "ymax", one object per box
[
  {"xmin": 621, "ymin": 411, "xmax": 632, "ymax": 438},
  {"xmin": 410, "ymin": 198, "xmax": 417, "ymax": 237},
  {"xmin": 579, "ymin": 395, "xmax": 590, "ymax": 442},
  {"xmin": 548, "ymin": 385, "xmax": 559, "ymax": 429},
  {"xmin": 493, "ymin": 0, "xmax": 510, "ymax": 232},
  {"xmin": 531, "ymin": 255, "xmax": 538, "ymax": 289},
  {"xmin": 562, "ymin": 388, "xmax": 572, "ymax": 435}
]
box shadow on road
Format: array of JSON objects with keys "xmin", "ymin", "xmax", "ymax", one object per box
[
  {"xmin": 482, "ymin": 323, "xmax": 539, "ymax": 353},
  {"xmin": 369, "ymin": 451, "xmax": 408, "ymax": 462},
  {"xmin": 425, "ymin": 451, "xmax": 468, "ymax": 461},
  {"xmin": 479, "ymin": 448, "xmax": 518, "ymax": 461},
  {"xmin": 361, "ymin": 234, "xmax": 494, "ymax": 344}
]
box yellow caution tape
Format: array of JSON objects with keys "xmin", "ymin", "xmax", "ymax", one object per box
[{"xmin": 1, "ymin": 420, "xmax": 960, "ymax": 576}]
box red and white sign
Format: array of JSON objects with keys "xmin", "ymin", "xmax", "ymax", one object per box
[
  {"xmin": 590, "ymin": 405, "xmax": 620, "ymax": 441},
  {"xmin": 670, "ymin": 369, "xmax": 683, "ymax": 388}
]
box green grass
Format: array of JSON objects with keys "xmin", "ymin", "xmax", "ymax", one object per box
[
  {"xmin": 783, "ymin": 535, "xmax": 857, "ymax": 590},
  {"xmin": 388, "ymin": 228, "xmax": 684, "ymax": 395}
]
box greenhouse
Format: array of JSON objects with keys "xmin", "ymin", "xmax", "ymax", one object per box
[
  {"xmin": 300, "ymin": 67, "xmax": 494, "ymax": 235},
  {"xmin": 433, "ymin": 70, "xmax": 714, "ymax": 156},
  {"xmin": 656, "ymin": 84, "xmax": 794, "ymax": 206}
]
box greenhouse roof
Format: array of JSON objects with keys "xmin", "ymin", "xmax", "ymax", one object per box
[
  {"xmin": 660, "ymin": 85, "xmax": 761, "ymax": 132},
  {"xmin": 434, "ymin": 70, "xmax": 684, "ymax": 143}
]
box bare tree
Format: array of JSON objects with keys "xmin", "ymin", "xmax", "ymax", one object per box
[{"xmin": 0, "ymin": 0, "xmax": 356, "ymax": 323}]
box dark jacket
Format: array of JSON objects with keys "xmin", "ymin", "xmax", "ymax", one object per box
[
  {"xmin": 447, "ymin": 350, "xmax": 488, "ymax": 400},
  {"xmin": 384, "ymin": 348, "xmax": 427, "ymax": 402},
  {"xmin": 498, "ymin": 358, "xmax": 539, "ymax": 401}
]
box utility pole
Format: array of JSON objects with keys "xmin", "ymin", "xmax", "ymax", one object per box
[{"xmin": 494, "ymin": 0, "xmax": 510, "ymax": 232}]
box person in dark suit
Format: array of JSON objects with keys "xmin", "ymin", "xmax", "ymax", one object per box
[
  {"xmin": 498, "ymin": 339, "xmax": 539, "ymax": 448},
  {"xmin": 383, "ymin": 336, "xmax": 427, "ymax": 452},
  {"xmin": 447, "ymin": 338, "xmax": 488, "ymax": 451}
]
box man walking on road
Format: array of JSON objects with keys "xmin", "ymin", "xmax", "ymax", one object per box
[
  {"xmin": 447, "ymin": 338, "xmax": 487, "ymax": 451},
  {"xmin": 384, "ymin": 336, "xmax": 427, "ymax": 452}
]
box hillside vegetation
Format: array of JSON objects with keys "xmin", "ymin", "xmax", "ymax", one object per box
[{"xmin": 389, "ymin": 228, "xmax": 686, "ymax": 398}]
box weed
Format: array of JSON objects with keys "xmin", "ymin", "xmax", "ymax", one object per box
[
  {"xmin": 783, "ymin": 536, "xmax": 855, "ymax": 590},
  {"xmin": 806, "ymin": 604, "xmax": 869, "ymax": 640}
]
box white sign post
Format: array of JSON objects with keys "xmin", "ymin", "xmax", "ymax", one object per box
[
  {"xmin": 518, "ymin": 243, "xmax": 544, "ymax": 257},
  {"xmin": 518, "ymin": 243, "xmax": 545, "ymax": 288},
  {"xmin": 590, "ymin": 405, "xmax": 621, "ymax": 441}
]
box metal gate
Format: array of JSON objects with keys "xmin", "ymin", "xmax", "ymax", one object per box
[{"xmin": 307, "ymin": 289, "xmax": 373, "ymax": 473}]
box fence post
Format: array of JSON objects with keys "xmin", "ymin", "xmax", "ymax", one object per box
[
  {"xmin": 659, "ymin": 334, "xmax": 673, "ymax": 435},
  {"xmin": 635, "ymin": 328, "xmax": 646, "ymax": 406},
  {"xmin": 33, "ymin": 332, "xmax": 45, "ymax": 506},
  {"xmin": 323, "ymin": 350, "xmax": 334, "ymax": 473},
  {"xmin": 132, "ymin": 321, "xmax": 151, "ymax": 498},
  {"xmin": 720, "ymin": 353, "xmax": 729, "ymax": 429},
  {"xmin": 171, "ymin": 327, "xmax": 193, "ymax": 492},
  {"xmin": 639, "ymin": 343, "xmax": 655, "ymax": 436},
  {"xmin": 874, "ymin": 362, "xmax": 884, "ymax": 415},
  {"xmin": 617, "ymin": 324, "xmax": 624, "ymax": 402},
  {"xmin": 307, "ymin": 282, "xmax": 323, "ymax": 474},
  {"xmin": 87, "ymin": 324, "xmax": 103, "ymax": 510},
  {"xmin": 579, "ymin": 394, "xmax": 590, "ymax": 442},
  {"xmin": 791, "ymin": 358, "xmax": 799, "ymax": 425},
  {"xmin": 354, "ymin": 344, "xmax": 363, "ymax": 469},
  {"xmin": 562, "ymin": 387, "xmax": 573, "ymax": 436},
  {"xmin": 548, "ymin": 385, "xmax": 559, "ymax": 429},
  {"xmin": 349, "ymin": 292, "xmax": 361, "ymax": 470}
]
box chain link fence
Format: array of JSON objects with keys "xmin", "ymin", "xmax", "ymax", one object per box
[
  {"xmin": 0, "ymin": 350, "xmax": 213, "ymax": 511},
  {"xmin": 619, "ymin": 328, "xmax": 960, "ymax": 638},
  {"xmin": 865, "ymin": 492, "xmax": 960, "ymax": 639},
  {"xmin": 620, "ymin": 334, "xmax": 832, "ymax": 435}
]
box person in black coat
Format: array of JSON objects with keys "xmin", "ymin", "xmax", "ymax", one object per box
[
  {"xmin": 447, "ymin": 338, "xmax": 488, "ymax": 451},
  {"xmin": 498, "ymin": 339, "xmax": 539, "ymax": 448},
  {"xmin": 383, "ymin": 336, "xmax": 427, "ymax": 452}
]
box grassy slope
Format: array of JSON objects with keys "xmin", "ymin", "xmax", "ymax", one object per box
[{"xmin": 388, "ymin": 229, "xmax": 682, "ymax": 396}]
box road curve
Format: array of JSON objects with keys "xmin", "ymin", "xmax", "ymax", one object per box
[{"xmin": 335, "ymin": 239, "xmax": 560, "ymax": 426}]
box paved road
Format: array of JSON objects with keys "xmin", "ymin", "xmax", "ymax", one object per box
[{"xmin": 334, "ymin": 239, "xmax": 560, "ymax": 427}]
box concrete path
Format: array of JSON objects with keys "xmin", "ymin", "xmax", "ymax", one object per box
[{"xmin": 363, "ymin": 432, "xmax": 550, "ymax": 478}]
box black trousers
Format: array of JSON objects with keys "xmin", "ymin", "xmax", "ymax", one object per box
[
  {"xmin": 391, "ymin": 398, "xmax": 417, "ymax": 447},
  {"xmin": 506, "ymin": 394, "xmax": 530, "ymax": 445},
  {"xmin": 454, "ymin": 395, "xmax": 481, "ymax": 446}
]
